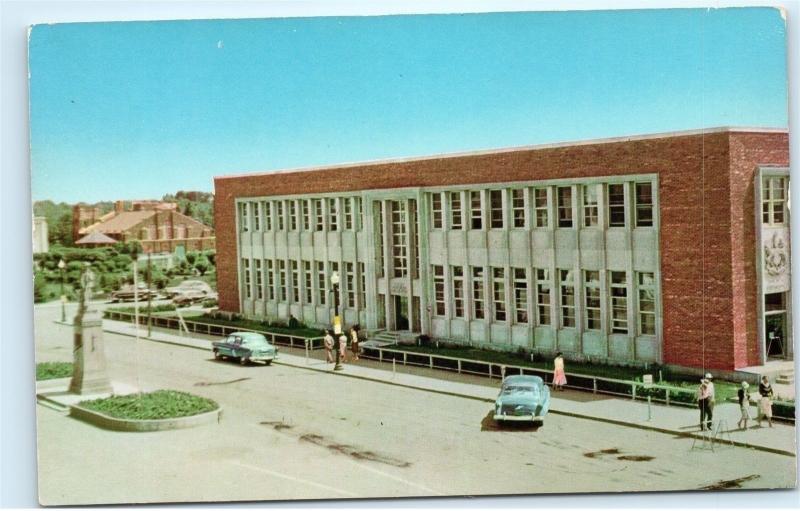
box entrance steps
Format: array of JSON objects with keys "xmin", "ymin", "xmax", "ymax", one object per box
[{"xmin": 775, "ymin": 370, "xmax": 794, "ymax": 385}]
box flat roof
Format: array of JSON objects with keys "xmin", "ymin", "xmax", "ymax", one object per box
[{"xmin": 215, "ymin": 126, "xmax": 788, "ymax": 181}]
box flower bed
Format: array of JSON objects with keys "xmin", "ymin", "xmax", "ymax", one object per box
[{"xmin": 79, "ymin": 390, "xmax": 218, "ymax": 420}]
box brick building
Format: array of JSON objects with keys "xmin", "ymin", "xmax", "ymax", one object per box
[
  {"xmin": 213, "ymin": 127, "xmax": 790, "ymax": 372},
  {"xmin": 75, "ymin": 200, "xmax": 215, "ymax": 254}
]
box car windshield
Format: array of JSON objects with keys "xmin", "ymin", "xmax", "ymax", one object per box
[{"xmin": 502, "ymin": 385, "xmax": 536, "ymax": 394}]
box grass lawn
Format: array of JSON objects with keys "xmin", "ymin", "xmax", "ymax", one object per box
[
  {"xmin": 79, "ymin": 390, "xmax": 218, "ymax": 420},
  {"xmin": 36, "ymin": 362, "xmax": 73, "ymax": 380}
]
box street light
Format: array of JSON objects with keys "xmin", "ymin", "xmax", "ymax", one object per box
[
  {"xmin": 58, "ymin": 259, "xmax": 66, "ymax": 323},
  {"xmin": 330, "ymin": 271, "xmax": 343, "ymax": 371}
]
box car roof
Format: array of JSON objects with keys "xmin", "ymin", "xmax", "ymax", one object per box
[
  {"xmin": 502, "ymin": 375, "xmax": 544, "ymax": 385},
  {"xmin": 230, "ymin": 332, "xmax": 267, "ymax": 340}
]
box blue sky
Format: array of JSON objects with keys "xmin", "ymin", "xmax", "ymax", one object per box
[{"xmin": 29, "ymin": 7, "xmax": 788, "ymax": 203}]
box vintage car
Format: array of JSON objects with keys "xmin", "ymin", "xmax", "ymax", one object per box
[
  {"xmin": 172, "ymin": 289, "xmax": 207, "ymax": 306},
  {"xmin": 493, "ymin": 375, "xmax": 551, "ymax": 423},
  {"xmin": 165, "ymin": 280, "xmax": 213, "ymax": 299},
  {"xmin": 109, "ymin": 283, "xmax": 157, "ymax": 302},
  {"xmin": 212, "ymin": 332, "xmax": 278, "ymax": 366}
]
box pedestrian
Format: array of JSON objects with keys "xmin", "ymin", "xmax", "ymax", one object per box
[
  {"xmin": 323, "ymin": 330, "xmax": 334, "ymax": 363},
  {"xmin": 552, "ymin": 352, "xmax": 567, "ymax": 391},
  {"xmin": 737, "ymin": 381, "xmax": 751, "ymax": 430},
  {"xmin": 758, "ymin": 375, "xmax": 774, "ymax": 428},
  {"xmin": 697, "ymin": 378, "xmax": 712, "ymax": 431},
  {"xmin": 338, "ymin": 332, "xmax": 348, "ymax": 363},
  {"xmin": 705, "ymin": 372, "xmax": 716, "ymax": 430},
  {"xmin": 350, "ymin": 325, "xmax": 360, "ymax": 361}
]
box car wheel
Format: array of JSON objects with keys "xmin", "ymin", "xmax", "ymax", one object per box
[
  {"xmin": 263, "ymin": 360, "xmax": 272, "ymax": 366},
  {"xmin": 240, "ymin": 357, "xmax": 249, "ymax": 366},
  {"xmin": 213, "ymin": 349, "xmax": 221, "ymax": 360}
]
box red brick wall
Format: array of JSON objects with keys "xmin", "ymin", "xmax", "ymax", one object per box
[{"xmin": 214, "ymin": 130, "xmax": 789, "ymax": 370}]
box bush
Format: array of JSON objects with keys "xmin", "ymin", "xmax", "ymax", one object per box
[
  {"xmin": 185, "ymin": 251, "xmax": 198, "ymax": 265},
  {"xmin": 201, "ymin": 297, "xmax": 218, "ymax": 308}
]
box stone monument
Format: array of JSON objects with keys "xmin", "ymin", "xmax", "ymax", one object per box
[{"xmin": 68, "ymin": 264, "xmax": 113, "ymax": 395}]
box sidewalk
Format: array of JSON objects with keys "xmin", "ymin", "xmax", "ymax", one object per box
[{"xmin": 104, "ymin": 320, "xmax": 797, "ymax": 457}]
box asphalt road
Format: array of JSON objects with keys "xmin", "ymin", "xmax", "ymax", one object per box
[{"xmin": 34, "ymin": 302, "xmax": 797, "ymax": 505}]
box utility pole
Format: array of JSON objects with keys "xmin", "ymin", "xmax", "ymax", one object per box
[{"xmin": 147, "ymin": 252, "xmax": 153, "ymax": 337}]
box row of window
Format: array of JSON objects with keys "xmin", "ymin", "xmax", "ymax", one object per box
[
  {"xmin": 762, "ymin": 176, "xmax": 788, "ymax": 226},
  {"xmin": 239, "ymin": 197, "xmax": 366, "ymax": 233},
  {"xmin": 136, "ymin": 224, "xmax": 203, "ymax": 241},
  {"xmin": 429, "ymin": 182, "xmax": 654, "ymax": 231},
  {"xmin": 242, "ymin": 258, "xmax": 367, "ymax": 309},
  {"xmin": 431, "ymin": 265, "xmax": 656, "ymax": 336}
]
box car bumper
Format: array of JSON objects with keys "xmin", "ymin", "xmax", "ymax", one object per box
[
  {"xmin": 249, "ymin": 354, "xmax": 277, "ymax": 362},
  {"xmin": 493, "ymin": 413, "xmax": 546, "ymax": 422}
]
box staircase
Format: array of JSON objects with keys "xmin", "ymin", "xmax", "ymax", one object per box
[
  {"xmin": 775, "ymin": 370, "xmax": 794, "ymax": 385},
  {"xmin": 371, "ymin": 330, "xmax": 400, "ymax": 345}
]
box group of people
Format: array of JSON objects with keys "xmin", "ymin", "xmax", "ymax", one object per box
[
  {"xmin": 323, "ymin": 325, "xmax": 362, "ymax": 364},
  {"xmin": 699, "ymin": 373, "xmax": 775, "ymax": 432}
]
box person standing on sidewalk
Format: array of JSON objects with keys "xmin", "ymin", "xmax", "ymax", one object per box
[
  {"xmin": 338, "ymin": 332, "xmax": 348, "ymax": 363},
  {"xmin": 705, "ymin": 372, "xmax": 716, "ymax": 430},
  {"xmin": 697, "ymin": 378, "xmax": 712, "ymax": 431},
  {"xmin": 350, "ymin": 325, "xmax": 360, "ymax": 361},
  {"xmin": 552, "ymin": 352, "xmax": 567, "ymax": 391},
  {"xmin": 758, "ymin": 375, "xmax": 774, "ymax": 428},
  {"xmin": 323, "ymin": 330, "xmax": 334, "ymax": 363},
  {"xmin": 737, "ymin": 381, "xmax": 751, "ymax": 430}
]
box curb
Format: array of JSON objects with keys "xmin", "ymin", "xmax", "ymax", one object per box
[{"xmin": 105, "ymin": 326, "xmax": 796, "ymax": 457}]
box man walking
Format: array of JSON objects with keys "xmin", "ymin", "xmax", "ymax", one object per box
[
  {"xmin": 697, "ymin": 378, "xmax": 711, "ymax": 431},
  {"xmin": 338, "ymin": 332, "xmax": 348, "ymax": 363},
  {"xmin": 324, "ymin": 330, "xmax": 334, "ymax": 363},
  {"xmin": 705, "ymin": 373, "xmax": 716, "ymax": 431}
]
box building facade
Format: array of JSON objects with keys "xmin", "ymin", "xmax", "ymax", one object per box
[{"xmin": 214, "ymin": 128, "xmax": 790, "ymax": 372}]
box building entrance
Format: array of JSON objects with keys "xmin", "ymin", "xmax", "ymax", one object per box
[
  {"xmin": 393, "ymin": 296, "xmax": 409, "ymax": 331},
  {"xmin": 765, "ymin": 292, "xmax": 787, "ymax": 359}
]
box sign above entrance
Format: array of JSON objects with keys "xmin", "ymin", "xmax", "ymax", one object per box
[{"xmin": 389, "ymin": 280, "xmax": 408, "ymax": 296}]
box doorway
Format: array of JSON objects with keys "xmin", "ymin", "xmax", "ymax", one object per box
[
  {"xmin": 765, "ymin": 292, "xmax": 787, "ymax": 359},
  {"xmin": 394, "ymin": 295, "xmax": 409, "ymax": 331}
]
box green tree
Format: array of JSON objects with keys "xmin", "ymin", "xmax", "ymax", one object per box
[
  {"xmin": 194, "ymin": 257, "xmax": 210, "ymax": 276},
  {"xmin": 34, "ymin": 271, "xmax": 47, "ymax": 303},
  {"xmin": 185, "ymin": 251, "xmax": 198, "ymax": 265}
]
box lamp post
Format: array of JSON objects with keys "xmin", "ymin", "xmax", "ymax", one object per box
[
  {"xmin": 331, "ymin": 271, "xmax": 343, "ymax": 371},
  {"xmin": 58, "ymin": 259, "xmax": 66, "ymax": 322}
]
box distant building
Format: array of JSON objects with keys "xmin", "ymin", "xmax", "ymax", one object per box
[
  {"xmin": 76, "ymin": 200, "xmax": 215, "ymax": 254},
  {"xmin": 32, "ymin": 216, "xmax": 49, "ymax": 254},
  {"xmin": 214, "ymin": 127, "xmax": 790, "ymax": 373}
]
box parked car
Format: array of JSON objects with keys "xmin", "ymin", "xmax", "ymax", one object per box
[
  {"xmin": 493, "ymin": 375, "xmax": 551, "ymax": 423},
  {"xmin": 172, "ymin": 290, "xmax": 208, "ymax": 306},
  {"xmin": 212, "ymin": 332, "xmax": 278, "ymax": 366},
  {"xmin": 110, "ymin": 283, "xmax": 157, "ymax": 302},
  {"xmin": 165, "ymin": 280, "xmax": 213, "ymax": 299}
]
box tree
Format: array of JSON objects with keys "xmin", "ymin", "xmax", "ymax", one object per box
[
  {"xmin": 34, "ymin": 271, "xmax": 47, "ymax": 303},
  {"xmin": 185, "ymin": 251, "xmax": 198, "ymax": 265},
  {"xmin": 194, "ymin": 257, "xmax": 210, "ymax": 276}
]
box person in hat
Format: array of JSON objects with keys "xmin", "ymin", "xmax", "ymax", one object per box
[
  {"xmin": 323, "ymin": 330, "xmax": 335, "ymax": 363},
  {"xmin": 737, "ymin": 381, "xmax": 751, "ymax": 430},
  {"xmin": 696, "ymin": 378, "xmax": 712, "ymax": 431},
  {"xmin": 758, "ymin": 375, "xmax": 774, "ymax": 428},
  {"xmin": 705, "ymin": 373, "xmax": 716, "ymax": 428}
]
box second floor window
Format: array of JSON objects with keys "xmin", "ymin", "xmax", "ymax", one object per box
[
  {"xmin": 431, "ymin": 193, "xmax": 443, "ymax": 229},
  {"xmin": 557, "ymin": 187, "xmax": 573, "ymax": 228},
  {"xmin": 635, "ymin": 183, "xmax": 654, "ymax": 227},
  {"xmin": 512, "ymin": 189, "xmax": 525, "ymax": 228},
  {"xmin": 471, "ymin": 191, "xmax": 483, "ymax": 229},
  {"xmin": 328, "ymin": 198, "xmax": 338, "ymax": 231},
  {"xmin": 315, "ymin": 200, "xmax": 324, "ymax": 231},
  {"xmin": 583, "ymin": 186, "xmax": 599, "ymax": 227},
  {"xmin": 490, "ymin": 190, "xmax": 504, "ymax": 229},
  {"xmin": 253, "ymin": 202, "xmax": 261, "ymax": 231},
  {"xmin": 450, "ymin": 192, "xmax": 463, "ymax": 230},
  {"xmin": 608, "ymin": 184, "xmax": 626, "ymax": 227},
  {"xmin": 763, "ymin": 176, "xmax": 787, "ymax": 225},
  {"xmin": 239, "ymin": 203, "xmax": 249, "ymax": 232},
  {"xmin": 560, "ymin": 269, "xmax": 575, "ymax": 327},
  {"xmin": 534, "ymin": 188, "xmax": 549, "ymax": 228}
]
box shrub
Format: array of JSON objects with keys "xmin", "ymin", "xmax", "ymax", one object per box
[{"xmin": 185, "ymin": 251, "xmax": 198, "ymax": 265}]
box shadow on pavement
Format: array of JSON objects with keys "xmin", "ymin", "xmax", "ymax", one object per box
[{"xmin": 480, "ymin": 411, "xmax": 542, "ymax": 432}]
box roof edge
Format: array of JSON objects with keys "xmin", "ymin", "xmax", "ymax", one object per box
[{"xmin": 214, "ymin": 126, "xmax": 788, "ymax": 181}]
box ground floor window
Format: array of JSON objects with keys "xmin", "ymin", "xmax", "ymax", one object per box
[
  {"xmin": 432, "ymin": 265, "xmax": 445, "ymax": 316},
  {"xmin": 560, "ymin": 269, "xmax": 575, "ymax": 327},
  {"xmin": 472, "ymin": 266, "xmax": 485, "ymax": 319},
  {"xmin": 610, "ymin": 271, "xmax": 628, "ymax": 334},
  {"xmin": 637, "ymin": 272, "xmax": 655, "ymax": 335},
  {"xmin": 584, "ymin": 270, "xmax": 600, "ymax": 330}
]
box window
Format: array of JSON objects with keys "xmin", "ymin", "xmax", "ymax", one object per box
[
  {"xmin": 291, "ymin": 261, "xmax": 300, "ymax": 303},
  {"xmin": 239, "ymin": 203, "xmax": 249, "ymax": 232},
  {"xmin": 359, "ymin": 262, "xmax": 366, "ymax": 307},
  {"xmin": 763, "ymin": 176, "xmax": 787, "ymax": 225},
  {"xmin": 472, "ymin": 267, "xmax": 485, "ymax": 319},
  {"xmin": 513, "ymin": 268, "xmax": 528, "ymax": 323},
  {"xmin": 608, "ymin": 184, "xmax": 626, "ymax": 227},
  {"xmin": 344, "ymin": 198, "xmax": 353, "ymax": 230},
  {"xmin": 360, "ymin": 199, "xmax": 368, "ymax": 232},
  {"xmin": 277, "ymin": 201, "xmax": 285, "ymax": 231},
  {"xmin": 304, "ymin": 261, "xmax": 313, "ymax": 303},
  {"xmin": 288, "ymin": 201, "xmax": 298, "ymax": 231},
  {"xmin": 266, "ymin": 260, "xmax": 274, "ymax": 300},
  {"xmin": 253, "ymin": 202, "xmax": 261, "ymax": 232},
  {"xmin": 452, "ymin": 266, "xmax": 465, "ymax": 318},
  {"xmin": 431, "ymin": 193, "xmax": 443, "ymax": 229},
  {"xmin": 331, "ymin": 262, "xmax": 340, "ymax": 305},
  {"xmin": 278, "ymin": 261, "xmax": 287, "ymax": 301},
  {"xmin": 411, "ymin": 200, "xmax": 420, "ymax": 278},
  {"xmin": 391, "ymin": 201, "xmax": 408, "ymax": 277},
  {"xmin": 635, "ymin": 183, "xmax": 653, "ymax": 227},
  {"xmin": 345, "ymin": 262, "xmax": 356, "ymax": 308},
  {"xmin": 638, "ymin": 272, "xmax": 656, "ymax": 335},
  {"xmin": 255, "ymin": 259, "xmax": 264, "ymax": 300},
  {"xmin": 264, "ymin": 202, "xmax": 273, "ymax": 231},
  {"xmin": 560, "ymin": 269, "xmax": 575, "ymax": 327},
  {"xmin": 376, "ymin": 203, "xmax": 385, "ymax": 277},
  {"xmin": 493, "ymin": 267, "xmax": 506, "ymax": 322},
  {"xmin": 610, "ymin": 271, "xmax": 628, "ymax": 334},
  {"xmin": 242, "ymin": 258, "xmax": 251, "ymax": 299},
  {"xmin": 328, "ymin": 198, "xmax": 338, "ymax": 231},
  {"xmin": 450, "ymin": 192, "xmax": 463, "ymax": 230},
  {"xmin": 354, "ymin": 198, "xmax": 362, "ymax": 230},
  {"xmin": 583, "ymin": 185, "xmax": 599, "ymax": 227},
  {"xmin": 470, "ymin": 191, "xmax": 483, "ymax": 229},
  {"xmin": 315, "ymin": 200, "xmax": 324, "ymax": 231},
  {"xmin": 317, "ymin": 262, "xmax": 326, "ymax": 304},
  {"xmin": 301, "ymin": 200, "xmax": 310, "ymax": 230},
  {"xmin": 584, "ymin": 271, "xmax": 601, "ymax": 330},
  {"xmin": 512, "ymin": 189, "xmax": 526, "ymax": 228},
  {"xmin": 557, "ymin": 187, "xmax": 573, "ymax": 228},
  {"xmin": 534, "ymin": 188, "xmax": 549, "ymax": 228},
  {"xmin": 536, "ymin": 269, "xmax": 551, "ymax": 326},
  {"xmin": 433, "ymin": 265, "xmax": 445, "ymax": 316},
  {"xmin": 490, "ymin": 190, "xmax": 504, "ymax": 229}
]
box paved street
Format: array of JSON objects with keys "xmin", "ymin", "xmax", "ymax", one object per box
[{"xmin": 34, "ymin": 302, "xmax": 797, "ymax": 505}]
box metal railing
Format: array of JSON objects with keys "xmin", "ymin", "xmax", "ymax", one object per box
[{"xmin": 104, "ymin": 310, "xmax": 325, "ymax": 350}]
